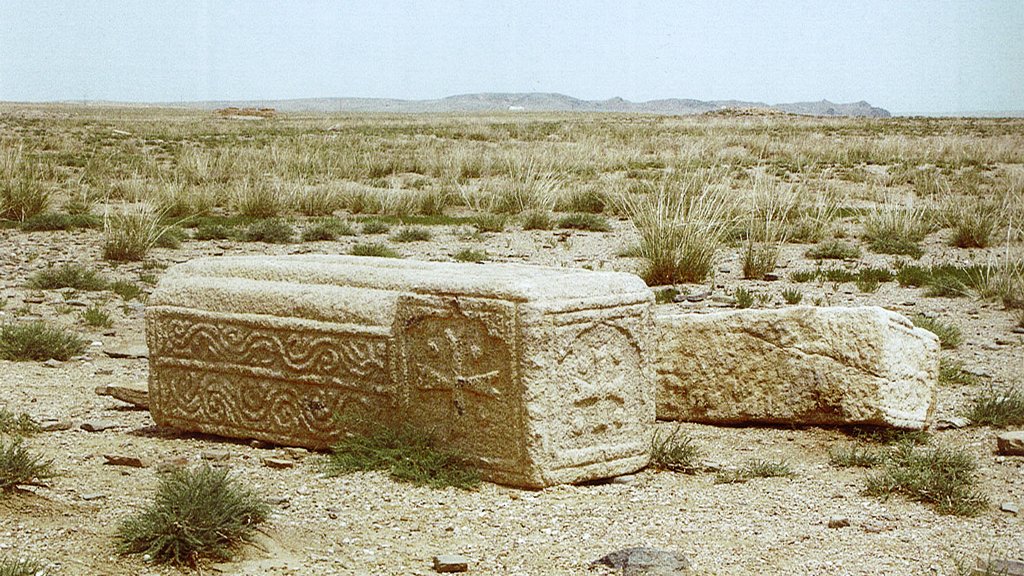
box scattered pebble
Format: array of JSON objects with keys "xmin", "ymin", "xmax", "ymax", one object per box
[
  {"xmin": 999, "ymin": 502, "xmax": 1019, "ymax": 515},
  {"xmin": 79, "ymin": 493, "xmax": 106, "ymax": 501},
  {"xmin": 38, "ymin": 418, "xmax": 72, "ymax": 432}
]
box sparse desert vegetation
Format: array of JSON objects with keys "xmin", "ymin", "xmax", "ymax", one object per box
[{"xmin": 0, "ymin": 105, "xmax": 1022, "ymax": 575}]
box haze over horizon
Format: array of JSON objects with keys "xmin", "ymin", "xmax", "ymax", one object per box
[{"xmin": 1, "ymin": 1, "xmax": 1022, "ymax": 115}]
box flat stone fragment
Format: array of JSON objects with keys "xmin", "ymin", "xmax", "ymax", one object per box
[
  {"xmin": 262, "ymin": 457, "xmax": 294, "ymax": 469},
  {"xmin": 103, "ymin": 454, "xmax": 149, "ymax": 468},
  {"xmin": 997, "ymin": 431, "xmax": 1024, "ymax": 455},
  {"xmin": 146, "ymin": 255, "xmax": 656, "ymax": 488},
  {"xmin": 81, "ymin": 420, "xmax": 119, "ymax": 432},
  {"xmin": 433, "ymin": 555, "xmax": 470, "ymax": 573},
  {"xmin": 975, "ymin": 557, "xmax": 1024, "ymax": 576},
  {"xmin": 655, "ymin": 306, "xmax": 939, "ymax": 429},
  {"xmin": 592, "ymin": 547, "xmax": 692, "ymax": 575},
  {"xmin": 103, "ymin": 385, "xmax": 150, "ymax": 409}
]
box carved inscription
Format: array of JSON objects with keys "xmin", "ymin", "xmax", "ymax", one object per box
[{"xmin": 396, "ymin": 296, "xmax": 524, "ymax": 469}]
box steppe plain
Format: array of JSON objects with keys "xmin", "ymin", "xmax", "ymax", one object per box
[{"xmin": 0, "ymin": 105, "xmax": 1022, "ymax": 575}]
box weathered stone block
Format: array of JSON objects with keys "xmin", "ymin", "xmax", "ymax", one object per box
[
  {"xmin": 655, "ymin": 306, "xmax": 939, "ymax": 429},
  {"xmin": 146, "ymin": 255, "xmax": 655, "ymax": 488}
]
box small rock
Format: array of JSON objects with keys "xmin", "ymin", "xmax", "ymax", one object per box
[
  {"xmin": 250, "ymin": 439, "xmax": 270, "ymax": 449},
  {"xmin": 281, "ymin": 447, "xmax": 309, "ymax": 459},
  {"xmin": 262, "ymin": 457, "xmax": 294, "ymax": 469},
  {"xmin": 861, "ymin": 521, "xmax": 894, "ymax": 534},
  {"xmin": 103, "ymin": 454, "xmax": 149, "ymax": 468},
  {"xmin": 997, "ymin": 431, "xmax": 1024, "ymax": 456},
  {"xmin": 267, "ymin": 496, "xmax": 290, "ymax": 506},
  {"xmin": 827, "ymin": 516, "xmax": 850, "ymax": 529},
  {"xmin": 709, "ymin": 295, "xmax": 736, "ymax": 305},
  {"xmin": 201, "ymin": 450, "xmax": 231, "ymax": 462},
  {"xmin": 81, "ymin": 420, "xmax": 119, "ymax": 432},
  {"xmin": 763, "ymin": 273, "xmax": 780, "ymax": 281},
  {"xmin": 23, "ymin": 296, "xmax": 44, "ymax": 304},
  {"xmin": 975, "ymin": 557, "xmax": 1024, "ymax": 576},
  {"xmin": 38, "ymin": 418, "xmax": 72, "ymax": 432},
  {"xmin": 935, "ymin": 416, "xmax": 971, "ymax": 430},
  {"xmin": 683, "ymin": 291, "xmax": 709, "ymax": 303},
  {"xmin": 433, "ymin": 555, "xmax": 470, "ymax": 573},
  {"xmin": 609, "ymin": 474, "xmax": 637, "ymax": 485},
  {"xmin": 1000, "ymin": 502, "xmax": 1019, "ymax": 514},
  {"xmin": 42, "ymin": 359, "xmax": 61, "ymax": 368},
  {"xmin": 592, "ymin": 547, "xmax": 692, "ymax": 575},
  {"xmin": 105, "ymin": 385, "xmax": 149, "ymax": 409},
  {"xmin": 1012, "ymin": 327, "xmax": 1024, "ymax": 335},
  {"xmin": 155, "ymin": 456, "xmax": 190, "ymax": 473},
  {"xmin": 80, "ymin": 492, "xmax": 106, "ymax": 501},
  {"xmin": 103, "ymin": 345, "xmax": 148, "ymax": 359}
]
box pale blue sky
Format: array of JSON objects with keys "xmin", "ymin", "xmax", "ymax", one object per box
[{"xmin": 1, "ymin": 1, "xmax": 1021, "ymax": 114}]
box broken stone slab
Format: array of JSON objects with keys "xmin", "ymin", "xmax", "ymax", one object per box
[
  {"xmin": 997, "ymin": 431, "xmax": 1024, "ymax": 456},
  {"xmin": 97, "ymin": 384, "xmax": 149, "ymax": 409},
  {"xmin": 432, "ymin": 555, "xmax": 470, "ymax": 573},
  {"xmin": 146, "ymin": 255, "xmax": 656, "ymax": 488},
  {"xmin": 655, "ymin": 306, "xmax": 939, "ymax": 429},
  {"xmin": 103, "ymin": 454, "xmax": 149, "ymax": 468},
  {"xmin": 592, "ymin": 547, "xmax": 692, "ymax": 576}
]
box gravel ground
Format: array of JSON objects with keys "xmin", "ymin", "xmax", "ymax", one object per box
[{"xmin": 1, "ymin": 219, "xmax": 1022, "ymax": 575}]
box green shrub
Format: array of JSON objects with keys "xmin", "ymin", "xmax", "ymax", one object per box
[
  {"xmin": 856, "ymin": 278, "xmax": 880, "ymax": 293},
  {"xmin": 0, "ymin": 322, "xmax": 86, "ymax": 361},
  {"xmin": 117, "ymin": 466, "xmax": 269, "ymax": 566},
  {"xmin": 0, "ymin": 557, "xmax": 43, "ymax": 576},
  {"xmin": 242, "ymin": 219, "xmax": 294, "ymax": 243},
  {"xmin": 741, "ymin": 242, "xmax": 780, "ymax": 280},
  {"xmin": 734, "ymin": 287, "xmax": 755, "ymax": 309},
  {"xmin": 301, "ymin": 219, "xmax": 357, "ymax": 242},
  {"xmin": 453, "ymin": 248, "xmax": 487, "ymax": 263},
  {"xmin": 109, "ymin": 280, "xmax": 143, "ymax": 301},
  {"xmin": 829, "ymin": 445, "xmax": 883, "ymax": 468},
  {"xmin": 911, "ymin": 314, "xmax": 961, "ymax": 349},
  {"xmin": 650, "ymin": 427, "xmax": 703, "ymax": 473},
  {"xmin": 391, "ymin": 226, "xmax": 432, "ymax": 243},
  {"xmin": 558, "ymin": 187, "xmax": 607, "ymax": 213},
  {"xmin": 715, "ymin": 459, "xmax": 794, "ymax": 484},
  {"xmin": 153, "ymin": 226, "xmax": 186, "ymax": 248},
  {"xmin": 557, "ymin": 213, "xmax": 611, "ymax": 232},
  {"xmin": 103, "ymin": 206, "xmax": 169, "ymax": 262},
  {"xmin": 863, "ymin": 443, "xmax": 988, "ymax": 516},
  {"xmin": 350, "ymin": 243, "xmax": 401, "ymax": 258},
  {"xmin": 0, "ymin": 177, "xmax": 49, "ymax": 221},
  {"xmin": 0, "ymin": 437, "xmax": 53, "ymax": 492},
  {"xmin": 862, "ymin": 203, "xmax": 930, "ymax": 258},
  {"xmin": 27, "ymin": 264, "xmax": 108, "ymax": 291},
  {"xmin": 361, "ymin": 219, "xmax": 391, "ymax": 235},
  {"xmin": 326, "ymin": 422, "xmax": 480, "ymax": 490},
  {"xmin": 938, "ymin": 358, "xmax": 979, "ymax": 387},
  {"xmin": 231, "ymin": 180, "xmax": 284, "ymax": 218},
  {"xmin": 0, "ymin": 409, "xmax": 38, "ymax": 435},
  {"xmin": 781, "ymin": 288, "xmax": 803, "ymax": 305},
  {"xmin": 20, "ymin": 212, "xmax": 101, "ymax": 231},
  {"xmin": 655, "ymin": 287, "xmax": 680, "ymax": 304},
  {"xmin": 521, "ymin": 210, "xmax": 554, "ymax": 230},
  {"xmin": 81, "ymin": 305, "xmax": 113, "ymax": 328},
  {"xmin": 472, "ymin": 214, "xmax": 507, "ymax": 233},
  {"xmin": 789, "ymin": 269, "xmax": 818, "ymax": 283},
  {"xmin": 965, "ymin": 387, "xmax": 1024, "ymax": 427},
  {"xmin": 193, "ymin": 223, "xmax": 235, "ymax": 241},
  {"xmin": 806, "ymin": 240, "xmax": 861, "ymax": 260}
]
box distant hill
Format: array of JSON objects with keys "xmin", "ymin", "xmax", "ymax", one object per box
[{"xmin": 165, "ymin": 92, "xmax": 891, "ymax": 118}]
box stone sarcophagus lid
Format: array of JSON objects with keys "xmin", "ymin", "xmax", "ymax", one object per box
[{"xmin": 146, "ymin": 255, "xmax": 655, "ymax": 488}]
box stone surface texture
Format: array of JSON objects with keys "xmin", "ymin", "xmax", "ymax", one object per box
[
  {"xmin": 146, "ymin": 255, "xmax": 655, "ymax": 488},
  {"xmin": 655, "ymin": 306, "xmax": 939, "ymax": 429}
]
